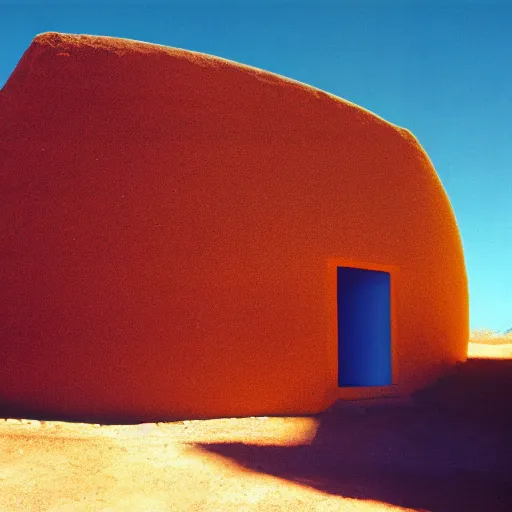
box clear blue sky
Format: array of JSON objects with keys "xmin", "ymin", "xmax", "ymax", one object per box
[{"xmin": 1, "ymin": 1, "xmax": 511, "ymax": 332}]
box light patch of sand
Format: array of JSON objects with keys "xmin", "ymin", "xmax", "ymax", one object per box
[
  {"xmin": 468, "ymin": 342, "xmax": 512, "ymax": 359},
  {"xmin": 468, "ymin": 331, "xmax": 512, "ymax": 359},
  {"xmin": 0, "ymin": 416, "xmax": 412, "ymax": 512}
]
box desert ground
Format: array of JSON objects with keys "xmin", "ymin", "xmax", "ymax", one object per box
[
  {"xmin": 467, "ymin": 331, "xmax": 512, "ymax": 360},
  {"xmin": 1, "ymin": 334, "xmax": 511, "ymax": 512}
]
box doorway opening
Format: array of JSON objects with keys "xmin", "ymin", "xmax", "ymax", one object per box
[{"xmin": 337, "ymin": 266, "xmax": 392, "ymax": 387}]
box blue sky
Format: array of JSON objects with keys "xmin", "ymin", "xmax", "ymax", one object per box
[{"xmin": 1, "ymin": 0, "xmax": 511, "ymax": 332}]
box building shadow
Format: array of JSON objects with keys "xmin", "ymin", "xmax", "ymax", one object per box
[
  {"xmin": 196, "ymin": 358, "xmax": 512, "ymax": 512},
  {"xmin": 1, "ymin": 358, "xmax": 511, "ymax": 510}
]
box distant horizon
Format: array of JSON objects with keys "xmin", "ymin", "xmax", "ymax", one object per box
[{"xmin": 1, "ymin": 2, "xmax": 511, "ymax": 331}]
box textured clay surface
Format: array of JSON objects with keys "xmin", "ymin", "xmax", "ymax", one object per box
[{"xmin": 0, "ymin": 32, "xmax": 468, "ymax": 421}]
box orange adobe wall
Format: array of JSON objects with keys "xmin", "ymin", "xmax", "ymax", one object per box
[{"xmin": 0, "ymin": 33, "xmax": 469, "ymax": 421}]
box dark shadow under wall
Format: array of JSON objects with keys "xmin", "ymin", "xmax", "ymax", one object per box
[
  {"xmin": 195, "ymin": 358, "xmax": 512, "ymax": 512},
  {"xmin": 1, "ymin": 359, "xmax": 511, "ymax": 511}
]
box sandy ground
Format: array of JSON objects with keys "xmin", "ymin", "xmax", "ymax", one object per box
[
  {"xmin": 468, "ymin": 342, "xmax": 512, "ymax": 359},
  {"xmin": 1, "ymin": 356, "xmax": 511, "ymax": 512}
]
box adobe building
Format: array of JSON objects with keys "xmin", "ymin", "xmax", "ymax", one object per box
[{"xmin": 0, "ymin": 33, "xmax": 469, "ymax": 421}]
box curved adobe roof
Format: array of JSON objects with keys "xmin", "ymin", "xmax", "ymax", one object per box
[{"xmin": 0, "ymin": 33, "xmax": 468, "ymax": 421}]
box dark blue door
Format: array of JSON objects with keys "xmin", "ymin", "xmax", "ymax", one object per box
[{"xmin": 337, "ymin": 266, "xmax": 392, "ymax": 387}]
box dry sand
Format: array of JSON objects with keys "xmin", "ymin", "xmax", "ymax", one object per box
[
  {"xmin": 468, "ymin": 335, "xmax": 512, "ymax": 359},
  {"xmin": 468, "ymin": 343, "xmax": 512, "ymax": 359},
  {"xmin": 1, "ymin": 356, "xmax": 511, "ymax": 512}
]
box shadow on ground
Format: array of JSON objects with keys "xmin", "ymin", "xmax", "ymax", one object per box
[
  {"xmin": 1, "ymin": 358, "xmax": 511, "ymax": 511},
  {"xmin": 196, "ymin": 358, "xmax": 512, "ymax": 512}
]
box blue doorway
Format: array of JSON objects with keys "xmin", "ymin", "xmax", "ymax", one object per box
[{"xmin": 337, "ymin": 266, "xmax": 392, "ymax": 387}]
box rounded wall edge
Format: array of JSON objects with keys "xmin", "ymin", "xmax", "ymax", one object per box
[
  {"xmin": 0, "ymin": 35, "xmax": 470, "ymax": 422},
  {"xmin": 390, "ymin": 137, "xmax": 468, "ymax": 396},
  {"xmin": 322, "ymin": 127, "xmax": 469, "ymax": 405},
  {"xmin": 396, "ymin": 128, "xmax": 469, "ymax": 391}
]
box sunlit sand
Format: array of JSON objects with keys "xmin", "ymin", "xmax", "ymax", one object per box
[
  {"xmin": 1, "ymin": 335, "xmax": 510, "ymax": 511},
  {"xmin": 468, "ymin": 329, "xmax": 512, "ymax": 359}
]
